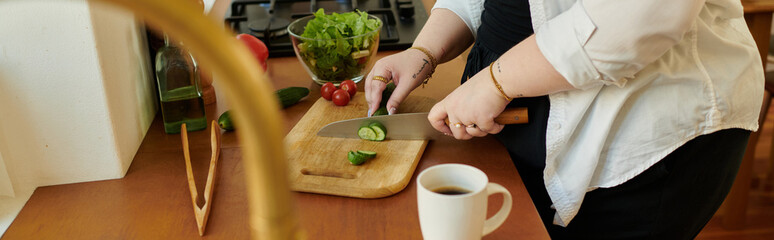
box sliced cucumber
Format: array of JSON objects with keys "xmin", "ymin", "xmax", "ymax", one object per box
[
  {"xmin": 356, "ymin": 150, "xmax": 377, "ymax": 159},
  {"xmin": 357, "ymin": 121, "xmax": 387, "ymax": 141},
  {"xmin": 348, "ymin": 150, "xmax": 377, "ymax": 165},
  {"xmin": 358, "ymin": 126, "xmax": 377, "ymax": 140},
  {"xmin": 348, "ymin": 151, "xmax": 367, "ymax": 165},
  {"xmin": 369, "ymin": 122, "xmax": 387, "ymax": 141}
]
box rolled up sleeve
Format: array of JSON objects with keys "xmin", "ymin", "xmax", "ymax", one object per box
[
  {"xmin": 535, "ymin": 0, "xmax": 704, "ymax": 89},
  {"xmin": 432, "ymin": 0, "xmax": 485, "ymax": 38}
]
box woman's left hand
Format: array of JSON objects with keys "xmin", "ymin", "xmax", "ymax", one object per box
[{"xmin": 428, "ymin": 68, "xmax": 511, "ymax": 140}]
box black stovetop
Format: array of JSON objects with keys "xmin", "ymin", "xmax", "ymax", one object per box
[{"xmin": 225, "ymin": 0, "xmax": 428, "ymax": 57}]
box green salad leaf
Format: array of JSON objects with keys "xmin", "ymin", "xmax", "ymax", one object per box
[{"xmin": 297, "ymin": 9, "xmax": 381, "ymax": 82}]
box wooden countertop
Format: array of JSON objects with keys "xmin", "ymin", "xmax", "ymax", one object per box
[{"xmin": 2, "ymin": 52, "xmax": 549, "ymax": 239}]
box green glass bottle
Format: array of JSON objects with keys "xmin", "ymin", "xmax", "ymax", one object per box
[{"xmin": 155, "ymin": 34, "xmax": 207, "ymax": 134}]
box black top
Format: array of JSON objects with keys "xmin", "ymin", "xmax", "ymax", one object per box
[
  {"xmin": 476, "ymin": 0, "xmax": 534, "ymax": 54},
  {"xmin": 460, "ymin": 0, "xmax": 549, "ymax": 197}
]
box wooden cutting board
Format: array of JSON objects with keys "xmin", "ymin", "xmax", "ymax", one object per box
[{"xmin": 285, "ymin": 94, "xmax": 437, "ymax": 198}]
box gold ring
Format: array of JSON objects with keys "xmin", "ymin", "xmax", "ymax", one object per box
[
  {"xmin": 373, "ymin": 75, "xmax": 390, "ymax": 83},
  {"xmin": 454, "ymin": 123, "xmax": 463, "ymax": 128}
]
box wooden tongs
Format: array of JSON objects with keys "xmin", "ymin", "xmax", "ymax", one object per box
[{"xmin": 181, "ymin": 121, "xmax": 221, "ymax": 236}]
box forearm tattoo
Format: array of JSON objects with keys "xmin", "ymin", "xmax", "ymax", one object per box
[
  {"xmin": 413, "ymin": 59, "xmax": 430, "ymax": 79},
  {"xmin": 496, "ymin": 60, "xmax": 524, "ymax": 98}
]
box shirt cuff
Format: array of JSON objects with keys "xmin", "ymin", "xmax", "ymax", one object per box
[
  {"xmin": 535, "ymin": 2, "xmax": 618, "ymax": 89},
  {"xmin": 432, "ymin": 0, "xmax": 483, "ymax": 39}
]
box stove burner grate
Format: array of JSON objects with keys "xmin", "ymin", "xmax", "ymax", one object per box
[
  {"xmin": 248, "ymin": 18, "xmax": 290, "ymax": 38},
  {"xmin": 226, "ymin": 0, "xmax": 428, "ymax": 57}
]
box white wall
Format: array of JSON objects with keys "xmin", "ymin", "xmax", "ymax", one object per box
[
  {"xmin": 89, "ymin": 1, "xmax": 157, "ymax": 174},
  {"xmin": 0, "ymin": 0, "xmax": 156, "ymax": 235},
  {"xmin": 0, "ymin": 152, "xmax": 12, "ymax": 198}
]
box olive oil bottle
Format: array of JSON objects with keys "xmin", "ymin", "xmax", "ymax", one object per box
[{"xmin": 155, "ymin": 34, "xmax": 206, "ymax": 134}]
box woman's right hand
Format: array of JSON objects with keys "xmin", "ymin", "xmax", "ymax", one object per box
[{"xmin": 365, "ymin": 48, "xmax": 435, "ymax": 116}]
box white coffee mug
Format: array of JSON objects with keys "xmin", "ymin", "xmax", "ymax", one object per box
[{"xmin": 416, "ymin": 164, "xmax": 512, "ymax": 240}]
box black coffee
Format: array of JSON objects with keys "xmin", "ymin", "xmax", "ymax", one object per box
[{"xmin": 432, "ymin": 186, "xmax": 471, "ymax": 195}]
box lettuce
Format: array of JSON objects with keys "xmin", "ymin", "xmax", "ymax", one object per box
[{"xmin": 297, "ymin": 9, "xmax": 381, "ymax": 82}]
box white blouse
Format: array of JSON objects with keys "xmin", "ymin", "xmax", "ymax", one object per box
[{"xmin": 433, "ymin": 0, "xmax": 764, "ymax": 226}]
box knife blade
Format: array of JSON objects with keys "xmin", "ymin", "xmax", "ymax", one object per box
[{"xmin": 316, "ymin": 107, "xmax": 528, "ymax": 140}]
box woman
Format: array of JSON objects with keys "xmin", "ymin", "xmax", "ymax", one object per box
[{"xmin": 364, "ymin": 0, "xmax": 764, "ymax": 238}]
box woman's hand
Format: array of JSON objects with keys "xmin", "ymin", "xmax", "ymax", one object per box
[
  {"xmin": 365, "ymin": 49, "xmax": 435, "ymax": 116},
  {"xmin": 428, "ymin": 68, "xmax": 510, "ymax": 140}
]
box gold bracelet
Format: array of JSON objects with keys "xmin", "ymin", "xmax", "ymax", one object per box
[
  {"xmin": 489, "ymin": 61, "xmax": 512, "ymax": 102},
  {"xmin": 409, "ymin": 46, "xmax": 437, "ymax": 67},
  {"xmin": 409, "ymin": 46, "xmax": 437, "ymax": 88}
]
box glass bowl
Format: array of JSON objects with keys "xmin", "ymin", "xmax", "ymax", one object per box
[{"xmin": 288, "ymin": 14, "xmax": 382, "ymax": 86}]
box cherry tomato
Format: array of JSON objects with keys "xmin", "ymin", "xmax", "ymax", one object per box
[
  {"xmin": 332, "ymin": 89, "xmax": 350, "ymax": 106},
  {"xmin": 236, "ymin": 33, "xmax": 269, "ymax": 71},
  {"xmin": 321, "ymin": 82, "xmax": 337, "ymax": 101},
  {"xmin": 340, "ymin": 80, "xmax": 357, "ymax": 97}
]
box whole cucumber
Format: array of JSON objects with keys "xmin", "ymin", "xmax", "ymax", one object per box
[
  {"xmin": 276, "ymin": 87, "xmax": 310, "ymax": 108},
  {"xmin": 218, "ymin": 111, "xmax": 235, "ymax": 131},
  {"xmin": 379, "ymin": 82, "xmax": 396, "ymax": 108},
  {"xmin": 218, "ymin": 87, "xmax": 310, "ymax": 131}
]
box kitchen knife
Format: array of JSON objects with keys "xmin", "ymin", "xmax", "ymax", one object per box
[{"xmin": 316, "ymin": 107, "xmax": 528, "ymax": 140}]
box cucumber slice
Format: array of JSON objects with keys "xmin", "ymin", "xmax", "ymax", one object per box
[
  {"xmin": 369, "ymin": 122, "xmax": 387, "ymax": 141},
  {"xmin": 348, "ymin": 151, "xmax": 367, "ymax": 165},
  {"xmin": 356, "ymin": 150, "xmax": 377, "ymax": 159},
  {"xmin": 358, "ymin": 126, "xmax": 377, "ymax": 140}
]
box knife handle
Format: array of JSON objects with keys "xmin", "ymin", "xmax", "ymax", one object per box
[
  {"xmin": 495, "ymin": 107, "xmax": 529, "ymax": 125},
  {"xmin": 443, "ymin": 107, "xmax": 529, "ymax": 126}
]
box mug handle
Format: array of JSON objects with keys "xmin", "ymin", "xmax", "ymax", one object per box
[{"xmin": 482, "ymin": 182, "xmax": 512, "ymax": 236}]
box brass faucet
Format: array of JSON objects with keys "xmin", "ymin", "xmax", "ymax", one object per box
[{"xmin": 96, "ymin": 0, "xmax": 302, "ymax": 238}]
